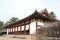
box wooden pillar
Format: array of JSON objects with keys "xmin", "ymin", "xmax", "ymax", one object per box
[
  {"xmin": 13, "ymin": 26, "xmax": 14, "ymax": 35},
  {"xmin": 12, "ymin": 27, "xmax": 13, "ymax": 34},
  {"xmin": 14, "ymin": 25, "xmax": 15, "ymax": 35},
  {"xmin": 16, "ymin": 27, "xmax": 17, "ymax": 35},
  {"xmin": 17, "ymin": 25, "xmax": 18, "ymax": 34},
  {"xmin": 11, "ymin": 26, "xmax": 12, "ymax": 35},
  {"xmin": 24, "ymin": 22, "xmax": 26, "ymax": 34},
  {"xmin": 20, "ymin": 25, "xmax": 22, "ymax": 34},
  {"xmin": 36, "ymin": 19, "xmax": 38, "ymax": 35},
  {"xmin": 29, "ymin": 20, "xmax": 30, "ymax": 34}
]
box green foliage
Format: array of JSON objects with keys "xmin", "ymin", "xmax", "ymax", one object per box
[
  {"xmin": 0, "ymin": 21, "xmax": 4, "ymax": 29},
  {"xmin": 50, "ymin": 12, "xmax": 56, "ymax": 19},
  {"xmin": 9, "ymin": 17, "xmax": 19, "ymax": 23},
  {"xmin": 5, "ymin": 17, "xmax": 19, "ymax": 25}
]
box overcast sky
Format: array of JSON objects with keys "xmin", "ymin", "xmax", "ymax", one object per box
[{"xmin": 0, "ymin": 0, "xmax": 60, "ymax": 23}]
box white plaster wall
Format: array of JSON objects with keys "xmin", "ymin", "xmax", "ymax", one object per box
[
  {"xmin": 10, "ymin": 28, "xmax": 12, "ymax": 32},
  {"xmin": 21, "ymin": 26, "xmax": 24, "ymax": 31},
  {"xmin": 26, "ymin": 24, "xmax": 29, "ymax": 30},
  {"xmin": 37, "ymin": 22, "xmax": 44, "ymax": 26},
  {"xmin": 8, "ymin": 29, "xmax": 10, "ymax": 32},
  {"xmin": 37, "ymin": 22, "xmax": 44, "ymax": 29},
  {"xmin": 15, "ymin": 27, "xmax": 17, "ymax": 31},
  {"xmin": 7, "ymin": 29, "xmax": 9, "ymax": 35},
  {"xmin": 13, "ymin": 28, "xmax": 14, "ymax": 32},
  {"xmin": 30, "ymin": 22, "xmax": 36, "ymax": 34},
  {"xmin": 18, "ymin": 26, "xmax": 20, "ymax": 31}
]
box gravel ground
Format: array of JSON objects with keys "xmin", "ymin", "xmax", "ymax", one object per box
[{"xmin": 0, "ymin": 36, "xmax": 27, "ymax": 40}]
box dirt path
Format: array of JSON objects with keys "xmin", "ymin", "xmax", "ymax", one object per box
[{"xmin": 0, "ymin": 36, "xmax": 26, "ymax": 40}]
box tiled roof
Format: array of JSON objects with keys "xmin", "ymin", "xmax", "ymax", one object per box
[{"xmin": 4, "ymin": 9, "xmax": 56, "ymax": 28}]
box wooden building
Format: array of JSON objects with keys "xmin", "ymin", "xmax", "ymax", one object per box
[{"xmin": 5, "ymin": 9, "xmax": 56, "ymax": 35}]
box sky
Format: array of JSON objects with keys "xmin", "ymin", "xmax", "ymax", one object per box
[{"xmin": 0, "ymin": 0, "xmax": 60, "ymax": 23}]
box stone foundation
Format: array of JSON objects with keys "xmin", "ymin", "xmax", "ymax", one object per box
[{"xmin": 3, "ymin": 35, "xmax": 37, "ymax": 40}]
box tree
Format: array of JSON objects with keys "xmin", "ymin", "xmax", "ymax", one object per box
[
  {"xmin": 50, "ymin": 12, "xmax": 56, "ymax": 19},
  {"xmin": 5, "ymin": 17, "xmax": 19, "ymax": 25},
  {"xmin": 0, "ymin": 21, "xmax": 4, "ymax": 29}
]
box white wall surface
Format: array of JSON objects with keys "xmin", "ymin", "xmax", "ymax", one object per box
[
  {"xmin": 7, "ymin": 29, "xmax": 8, "ymax": 35},
  {"xmin": 10, "ymin": 28, "xmax": 12, "ymax": 32},
  {"xmin": 18, "ymin": 26, "xmax": 20, "ymax": 31},
  {"xmin": 13, "ymin": 28, "xmax": 14, "ymax": 32},
  {"xmin": 15, "ymin": 27, "xmax": 17, "ymax": 31},
  {"xmin": 30, "ymin": 22, "xmax": 36, "ymax": 34},
  {"xmin": 37, "ymin": 22, "xmax": 44, "ymax": 29},
  {"xmin": 21, "ymin": 26, "xmax": 24, "ymax": 31},
  {"xmin": 26, "ymin": 24, "xmax": 29, "ymax": 30},
  {"xmin": 37, "ymin": 22, "xmax": 44, "ymax": 26}
]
